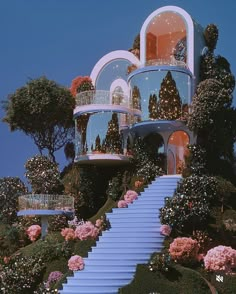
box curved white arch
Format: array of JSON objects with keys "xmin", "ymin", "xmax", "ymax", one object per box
[
  {"xmin": 140, "ymin": 5, "xmax": 194, "ymax": 74},
  {"xmin": 109, "ymin": 78, "xmax": 130, "ymax": 104},
  {"xmin": 90, "ymin": 50, "xmax": 141, "ymax": 85}
]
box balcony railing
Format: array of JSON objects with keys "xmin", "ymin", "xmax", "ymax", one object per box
[
  {"xmin": 75, "ymin": 90, "xmax": 129, "ymax": 107},
  {"xmin": 18, "ymin": 194, "xmax": 74, "ymax": 211},
  {"xmin": 145, "ymin": 58, "xmax": 186, "ymax": 68}
]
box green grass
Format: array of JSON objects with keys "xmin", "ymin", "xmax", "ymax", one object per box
[
  {"xmin": 89, "ymin": 197, "xmax": 117, "ymax": 223},
  {"xmin": 119, "ymin": 264, "xmax": 212, "ymax": 294}
]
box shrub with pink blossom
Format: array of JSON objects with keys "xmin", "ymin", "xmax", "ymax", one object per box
[
  {"xmin": 46, "ymin": 271, "xmax": 63, "ymax": 288},
  {"xmin": 160, "ymin": 224, "xmax": 172, "ymax": 236},
  {"xmin": 124, "ymin": 190, "xmax": 138, "ymax": 204},
  {"xmin": 118, "ymin": 200, "xmax": 128, "ymax": 208},
  {"xmin": 169, "ymin": 237, "xmax": 199, "ymax": 264},
  {"xmin": 68, "ymin": 255, "xmax": 84, "ymax": 271},
  {"xmin": 26, "ymin": 224, "xmax": 41, "ymax": 242},
  {"xmin": 74, "ymin": 221, "xmax": 99, "ymax": 240},
  {"xmin": 61, "ymin": 228, "xmax": 75, "ymax": 241},
  {"xmin": 204, "ymin": 245, "xmax": 236, "ymax": 274}
]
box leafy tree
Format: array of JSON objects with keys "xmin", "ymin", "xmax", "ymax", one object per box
[
  {"xmin": 148, "ymin": 94, "xmax": 158, "ymax": 119},
  {"xmin": 204, "ymin": 24, "xmax": 218, "ymax": 52},
  {"xmin": 3, "ymin": 76, "xmax": 75, "ymax": 162},
  {"xmin": 64, "ymin": 141, "xmax": 75, "ymax": 163},
  {"xmin": 104, "ymin": 113, "xmax": 122, "ymax": 153},
  {"xmin": 157, "ymin": 71, "xmax": 181, "ymax": 120},
  {"xmin": 25, "ymin": 155, "xmax": 63, "ymax": 194},
  {"xmin": 0, "ymin": 177, "xmax": 27, "ymax": 224}
]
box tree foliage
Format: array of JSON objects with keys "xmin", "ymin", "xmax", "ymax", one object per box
[
  {"xmin": 3, "ymin": 76, "xmax": 75, "ymax": 161},
  {"xmin": 157, "ymin": 71, "xmax": 182, "ymax": 120},
  {"xmin": 204, "ymin": 24, "xmax": 219, "ymax": 52},
  {"xmin": 25, "ymin": 155, "xmax": 62, "ymax": 194},
  {"xmin": 0, "ymin": 177, "xmax": 27, "ymax": 224}
]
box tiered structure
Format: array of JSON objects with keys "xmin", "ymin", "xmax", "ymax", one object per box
[{"xmin": 74, "ymin": 5, "xmax": 205, "ymax": 174}]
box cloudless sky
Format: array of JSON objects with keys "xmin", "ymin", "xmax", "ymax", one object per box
[{"xmin": 1, "ymin": 0, "xmax": 236, "ymax": 185}]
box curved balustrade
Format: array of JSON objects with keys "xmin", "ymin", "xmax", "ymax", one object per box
[
  {"xmin": 144, "ymin": 58, "xmax": 186, "ymax": 68},
  {"xmin": 18, "ymin": 194, "xmax": 74, "ymax": 211},
  {"xmin": 75, "ymin": 90, "xmax": 129, "ymax": 107}
]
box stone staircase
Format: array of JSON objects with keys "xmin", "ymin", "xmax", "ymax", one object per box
[{"xmin": 60, "ymin": 175, "xmax": 181, "ymax": 294}]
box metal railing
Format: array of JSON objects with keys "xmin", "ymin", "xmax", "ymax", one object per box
[
  {"xmin": 18, "ymin": 194, "xmax": 74, "ymax": 211},
  {"xmin": 145, "ymin": 58, "xmax": 186, "ymax": 68},
  {"xmin": 75, "ymin": 90, "xmax": 129, "ymax": 107}
]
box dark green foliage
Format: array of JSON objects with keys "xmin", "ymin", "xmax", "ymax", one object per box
[
  {"xmin": 160, "ymin": 175, "xmax": 217, "ymax": 230},
  {"xmin": 148, "ymin": 94, "xmax": 158, "ymax": 119},
  {"xmin": 119, "ymin": 264, "xmax": 211, "ymax": 294},
  {"xmin": 0, "ymin": 177, "xmax": 27, "ymax": 224},
  {"xmin": 157, "ymin": 71, "xmax": 182, "ymax": 120},
  {"xmin": 64, "ymin": 141, "xmax": 75, "ymax": 162},
  {"xmin": 204, "ymin": 24, "xmax": 219, "ymax": 52},
  {"xmin": 48, "ymin": 214, "xmax": 69, "ymax": 232},
  {"xmin": 104, "ymin": 113, "xmax": 122, "ymax": 153},
  {"xmin": 95, "ymin": 135, "xmax": 101, "ymax": 151},
  {"xmin": 131, "ymin": 137, "xmax": 163, "ymax": 184},
  {"xmin": 208, "ymin": 272, "xmax": 236, "ymax": 294},
  {"xmin": 106, "ymin": 172, "xmax": 123, "ymax": 201},
  {"xmin": 25, "ymin": 155, "xmax": 63, "ymax": 194},
  {"xmin": 0, "ymin": 255, "xmax": 45, "ymax": 293},
  {"xmin": 148, "ymin": 252, "xmax": 171, "ymax": 273},
  {"xmin": 182, "ymin": 144, "xmax": 207, "ymax": 177},
  {"xmin": 133, "ymin": 34, "xmax": 140, "ymax": 50},
  {"xmin": 2, "ymin": 76, "xmax": 75, "ymax": 161}
]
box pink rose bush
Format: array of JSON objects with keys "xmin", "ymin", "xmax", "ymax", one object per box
[
  {"xmin": 68, "ymin": 255, "xmax": 84, "ymax": 271},
  {"xmin": 204, "ymin": 245, "xmax": 236, "ymax": 274},
  {"xmin": 169, "ymin": 237, "xmax": 199, "ymax": 264},
  {"xmin": 26, "ymin": 225, "xmax": 41, "ymax": 242},
  {"xmin": 117, "ymin": 200, "xmax": 128, "ymax": 208},
  {"xmin": 160, "ymin": 224, "xmax": 172, "ymax": 236},
  {"xmin": 117, "ymin": 190, "xmax": 138, "ymax": 208},
  {"xmin": 61, "ymin": 228, "xmax": 75, "ymax": 241},
  {"xmin": 74, "ymin": 221, "xmax": 99, "ymax": 240},
  {"xmin": 46, "ymin": 271, "xmax": 63, "ymax": 288}
]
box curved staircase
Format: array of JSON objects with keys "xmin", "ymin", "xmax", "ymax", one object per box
[{"xmin": 60, "ymin": 175, "xmax": 181, "ymax": 294}]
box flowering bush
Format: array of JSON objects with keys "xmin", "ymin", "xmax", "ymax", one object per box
[
  {"xmin": 169, "ymin": 237, "xmax": 199, "ymax": 264},
  {"xmin": 61, "ymin": 228, "xmax": 75, "ymax": 241},
  {"xmin": 124, "ymin": 190, "xmax": 138, "ymax": 204},
  {"xmin": 68, "ymin": 216, "xmax": 84, "ymax": 228},
  {"xmin": 46, "ymin": 271, "xmax": 63, "ymax": 289},
  {"xmin": 118, "ymin": 200, "xmax": 128, "ymax": 208},
  {"xmin": 68, "ymin": 255, "xmax": 84, "ymax": 271},
  {"xmin": 204, "ymin": 245, "xmax": 236, "ymax": 274},
  {"xmin": 134, "ymin": 180, "xmax": 143, "ymax": 188},
  {"xmin": 70, "ymin": 76, "xmax": 94, "ymax": 97},
  {"xmin": 160, "ymin": 224, "xmax": 172, "ymax": 236},
  {"xmin": 26, "ymin": 224, "xmax": 41, "ymax": 242},
  {"xmin": 74, "ymin": 221, "xmax": 99, "ymax": 240}
]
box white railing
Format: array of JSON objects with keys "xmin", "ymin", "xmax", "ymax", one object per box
[
  {"xmin": 18, "ymin": 194, "xmax": 74, "ymax": 211},
  {"xmin": 145, "ymin": 58, "xmax": 186, "ymax": 68},
  {"xmin": 75, "ymin": 90, "xmax": 129, "ymax": 107}
]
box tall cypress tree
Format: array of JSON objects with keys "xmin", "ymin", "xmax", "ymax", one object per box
[
  {"xmin": 132, "ymin": 86, "xmax": 141, "ymax": 110},
  {"xmin": 157, "ymin": 71, "xmax": 181, "ymax": 120},
  {"xmin": 104, "ymin": 113, "xmax": 122, "ymax": 153},
  {"xmin": 148, "ymin": 94, "xmax": 158, "ymax": 119}
]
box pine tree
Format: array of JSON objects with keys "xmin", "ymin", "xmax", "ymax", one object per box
[
  {"xmin": 148, "ymin": 94, "xmax": 158, "ymax": 119},
  {"xmin": 104, "ymin": 113, "xmax": 122, "ymax": 153},
  {"xmin": 95, "ymin": 135, "xmax": 101, "ymax": 152},
  {"xmin": 132, "ymin": 86, "xmax": 141, "ymax": 110},
  {"xmin": 157, "ymin": 71, "xmax": 181, "ymax": 120}
]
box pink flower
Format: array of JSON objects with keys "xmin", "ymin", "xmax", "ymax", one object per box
[
  {"xmin": 118, "ymin": 200, "xmax": 128, "ymax": 208},
  {"xmin": 26, "ymin": 225, "xmax": 41, "ymax": 242},
  {"xmin": 134, "ymin": 180, "xmax": 143, "ymax": 188},
  {"xmin": 124, "ymin": 190, "xmax": 138, "ymax": 204},
  {"xmin": 46, "ymin": 271, "xmax": 63, "ymax": 288},
  {"xmin": 204, "ymin": 245, "xmax": 236, "ymax": 274},
  {"xmin": 74, "ymin": 221, "xmax": 99, "ymax": 240},
  {"xmin": 169, "ymin": 237, "xmax": 199, "ymax": 264},
  {"xmin": 95, "ymin": 218, "xmax": 103, "ymax": 228},
  {"xmin": 61, "ymin": 228, "xmax": 75, "ymax": 241},
  {"xmin": 160, "ymin": 224, "xmax": 172, "ymax": 236},
  {"xmin": 68, "ymin": 255, "xmax": 84, "ymax": 271}
]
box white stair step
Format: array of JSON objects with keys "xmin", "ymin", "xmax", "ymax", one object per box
[
  {"xmin": 62, "ymin": 285, "xmax": 120, "ymax": 292},
  {"xmin": 65, "ymin": 278, "xmax": 129, "ymax": 286},
  {"xmin": 72, "ymin": 272, "xmax": 134, "ymax": 279},
  {"xmin": 84, "ymin": 258, "xmax": 147, "ymax": 266},
  {"xmin": 91, "ymin": 248, "xmax": 154, "ymax": 254},
  {"xmin": 95, "ymin": 241, "xmax": 163, "ymax": 248}
]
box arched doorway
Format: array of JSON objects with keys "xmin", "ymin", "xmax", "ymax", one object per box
[{"xmin": 167, "ymin": 131, "xmax": 189, "ymax": 174}]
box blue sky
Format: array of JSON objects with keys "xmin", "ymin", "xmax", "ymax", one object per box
[{"xmin": 0, "ymin": 0, "xmax": 236, "ymax": 184}]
